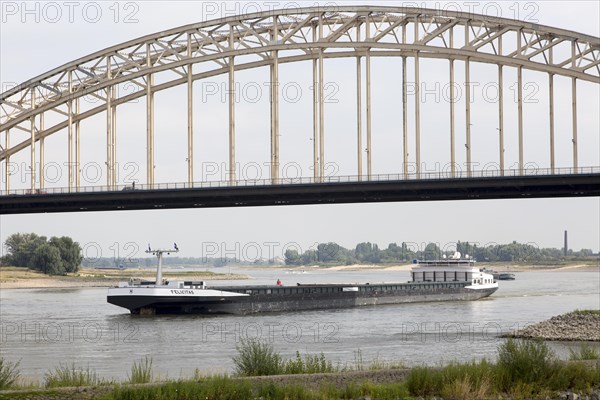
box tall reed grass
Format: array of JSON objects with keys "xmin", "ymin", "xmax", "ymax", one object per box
[{"xmin": 0, "ymin": 357, "xmax": 20, "ymax": 390}]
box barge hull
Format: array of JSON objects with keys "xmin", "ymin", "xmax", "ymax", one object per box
[{"xmin": 108, "ymin": 286, "xmax": 498, "ymax": 315}]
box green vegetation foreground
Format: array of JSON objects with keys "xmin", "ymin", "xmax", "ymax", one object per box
[{"xmin": 1, "ymin": 339, "xmax": 599, "ymax": 399}]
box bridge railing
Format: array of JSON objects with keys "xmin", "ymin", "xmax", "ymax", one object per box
[{"xmin": 1, "ymin": 166, "xmax": 599, "ymax": 197}]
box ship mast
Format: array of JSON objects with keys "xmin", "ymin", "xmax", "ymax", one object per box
[{"xmin": 146, "ymin": 244, "xmax": 179, "ymax": 285}]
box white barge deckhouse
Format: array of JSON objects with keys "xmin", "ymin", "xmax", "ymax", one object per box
[{"xmin": 107, "ymin": 250, "xmax": 498, "ymax": 315}]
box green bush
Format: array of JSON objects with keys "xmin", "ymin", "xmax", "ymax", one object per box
[
  {"xmin": 495, "ymin": 339, "xmax": 560, "ymax": 391},
  {"xmin": 407, "ymin": 361, "xmax": 494, "ymax": 399},
  {"xmin": 549, "ymin": 362, "xmax": 600, "ymax": 391},
  {"xmin": 405, "ymin": 366, "xmax": 442, "ymax": 396},
  {"xmin": 128, "ymin": 357, "xmax": 153, "ymax": 384},
  {"xmin": 232, "ymin": 338, "xmax": 283, "ymax": 377},
  {"xmin": 44, "ymin": 363, "xmax": 101, "ymax": 388},
  {"xmin": 0, "ymin": 357, "xmax": 20, "ymax": 390},
  {"xmin": 441, "ymin": 360, "xmax": 494, "ymax": 398},
  {"xmin": 357, "ymin": 382, "xmax": 411, "ymax": 400},
  {"xmin": 282, "ymin": 351, "xmax": 335, "ymax": 375},
  {"xmin": 255, "ymin": 381, "xmax": 312, "ymax": 400}
]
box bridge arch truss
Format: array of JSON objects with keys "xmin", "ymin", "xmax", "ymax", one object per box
[{"xmin": 1, "ymin": 6, "xmax": 599, "ymax": 192}]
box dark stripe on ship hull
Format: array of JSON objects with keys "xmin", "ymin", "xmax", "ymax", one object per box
[{"xmin": 108, "ymin": 287, "xmax": 498, "ymax": 315}]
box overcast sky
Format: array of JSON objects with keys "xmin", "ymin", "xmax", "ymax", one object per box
[{"xmin": 0, "ymin": 1, "xmax": 599, "ymax": 261}]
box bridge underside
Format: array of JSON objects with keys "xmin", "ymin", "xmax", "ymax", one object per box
[{"xmin": 1, "ymin": 174, "xmax": 598, "ymax": 215}]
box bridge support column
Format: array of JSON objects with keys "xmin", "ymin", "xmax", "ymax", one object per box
[
  {"xmin": 30, "ymin": 91, "xmax": 36, "ymax": 191},
  {"xmin": 366, "ymin": 15, "xmax": 372, "ymax": 180},
  {"xmin": 312, "ymin": 24, "xmax": 319, "ymax": 181},
  {"xmin": 4, "ymin": 130, "xmax": 9, "ymax": 192},
  {"xmin": 146, "ymin": 43, "xmax": 155, "ymax": 188},
  {"xmin": 516, "ymin": 30, "xmax": 523, "ymax": 174},
  {"xmin": 187, "ymin": 33, "xmax": 194, "ymax": 186},
  {"xmin": 414, "ymin": 19, "xmax": 421, "ymax": 178},
  {"xmin": 228, "ymin": 25, "xmax": 236, "ymax": 184},
  {"xmin": 571, "ymin": 41, "xmax": 578, "ymax": 172},
  {"xmin": 572, "ymin": 77, "xmax": 578, "ymax": 171},
  {"xmin": 549, "ymin": 73, "xmax": 555, "ymax": 174},
  {"xmin": 571, "ymin": 41, "xmax": 579, "ymax": 173},
  {"xmin": 465, "ymin": 57, "xmax": 472, "ymax": 177},
  {"xmin": 498, "ymin": 36, "xmax": 504, "ymax": 176},
  {"xmin": 107, "ymin": 91, "xmax": 115, "ymax": 188},
  {"xmin": 318, "ymin": 15, "xmax": 325, "ymax": 181},
  {"xmin": 270, "ymin": 18, "xmax": 280, "ymax": 184},
  {"xmin": 449, "ymin": 33, "xmax": 455, "ymax": 178},
  {"xmin": 356, "ymin": 38, "xmax": 362, "ymax": 180},
  {"xmin": 402, "ymin": 24, "xmax": 409, "ymax": 177},
  {"xmin": 39, "ymin": 113, "xmax": 44, "ymax": 190},
  {"xmin": 68, "ymin": 70, "xmax": 74, "ymax": 191},
  {"xmin": 75, "ymin": 98, "xmax": 81, "ymax": 191},
  {"xmin": 106, "ymin": 57, "xmax": 114, "ymax": 189},
  {"xmin": 106, "ymin": 88, "xmax": 112, "ymax": 189},
  {"xmin": 517, "ymin": 66, "xmax": 524, "ymax": 174},
  {"xmin": 402, "ymin": 23, "xmax": 408, "ymax": 177},
  {"xmin": 498, "ymin": 66, "xmax": 505, "ymax": 175},
  {"xmin": 113, "ymin": 104, "xmax": 117, "ymax": 186}
]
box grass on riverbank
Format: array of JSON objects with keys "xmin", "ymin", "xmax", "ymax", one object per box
[
  {"xmin": 405, "ymin": 339, "xmax": 600, "ymax": 399},
  {"xmin": 573, "ymin": 309, "xmax": 600, "ymax": 316},
  {"xmin": 104, "ymin": 377, "xmax": 411, "ymax": 400},
  {"xmin": 44, "ymin": 363, "xmax": 105, "ymax": 388},
  {"xmin": 106, "ymin": 340, "xmax": 600, "ymax": 399},
  {"xmin": 570, "ymin": 343, "xmax": 600, "ymax": 360},
  {"xmin": 2, "ymin": 339, "xmax": 600, "ymax": 399},
  {"xmin": 101, "ymin": 341, "xmax": 597, "ymax": 399},
  {"xmin": 232, "ymin": 338, "xmax": 336, "ymax": 376},
  {"xmin": 128, "ymin": 357, "xmax": 153, "ymax": 384}
]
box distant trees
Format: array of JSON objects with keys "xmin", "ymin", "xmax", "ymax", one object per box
[
  {"xmin": 2, "ymin": 233, "xmax": 83, "ymax": 275},
  {"xmin": 284, "ymin": 240, "xmax": 598, "ymax": 267}
]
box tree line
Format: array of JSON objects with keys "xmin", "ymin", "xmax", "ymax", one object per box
[
  {"xmin": 1, "ymin": 233, "xmax": 83, "ymax": 275},
  {"xmin": 2, "ymin": 234, "xmax": 596, "ymax": 272},
  {"xmin": 284, "ymin": 241, "xmax": 596, "ymax": 266}
]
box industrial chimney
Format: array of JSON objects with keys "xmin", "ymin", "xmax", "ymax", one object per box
[{"xmin": 564, "ymin": 230, "xmax": 568, "ymax": 257}]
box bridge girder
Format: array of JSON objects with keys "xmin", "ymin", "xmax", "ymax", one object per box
[{"xmin": 1, "ymin": 173, "xmax": 599, "ymax": 215}]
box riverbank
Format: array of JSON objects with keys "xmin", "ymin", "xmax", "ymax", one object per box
[
  {"xmin": 506, "ymin": 310, "xmax": 600, "ymax": 342},
  {"xmin": 0, "ymin": 266, "xmax": 249, "ymax": 289},
  {"xmin": 1, "ymin": 333, "xmax": 599, "ymax": 399},
  {"xmin": 1, "ymin": 262, "xmax": 597, "ymax": 289},
  {"xmin": 274, "ymin": 262, "xmax": 600, "ymax": 272},
  {"xmin": 1, "ymin": 360, "xmax": 598, "ymax": 400}
]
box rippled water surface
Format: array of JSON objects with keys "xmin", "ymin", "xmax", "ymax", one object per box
[{"xmin": 1, "ymin": 267, "xmax": 599, "ymax": 380}]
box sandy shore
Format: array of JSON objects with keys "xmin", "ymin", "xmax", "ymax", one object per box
[
  {"xmin": 278, "ymin": 263, "xmax": 599, "ymax": 273},
  {"xmin": 1, "ymin": 263, "xmax": 597, "ymax": 289},
  {"xmin": 0, "ymin": 267, "xmax": 249, "ymax": 289}
]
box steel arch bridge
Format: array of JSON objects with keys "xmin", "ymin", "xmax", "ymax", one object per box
[{"xmin": 0, "ymin": 6, "xmax": 599, "ymax": 213}]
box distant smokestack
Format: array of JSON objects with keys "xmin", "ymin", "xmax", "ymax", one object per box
[{"xmin": 564, "ymin": 230, "xmax": 568, "ymax": 257}]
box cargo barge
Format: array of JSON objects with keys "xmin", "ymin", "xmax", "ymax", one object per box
[{"xmin": 107, "ymin": 247, "xmax": 498, "ymax": 315}]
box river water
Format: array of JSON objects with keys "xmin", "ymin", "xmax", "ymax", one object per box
[{"xmin": 0, "ymin": 267, "xmax": 599, "ymax": 380}]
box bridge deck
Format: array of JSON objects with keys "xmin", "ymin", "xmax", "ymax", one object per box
[{"xmin": 1, "ymin": 173, "xmax": 598, "ymax": 215}]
